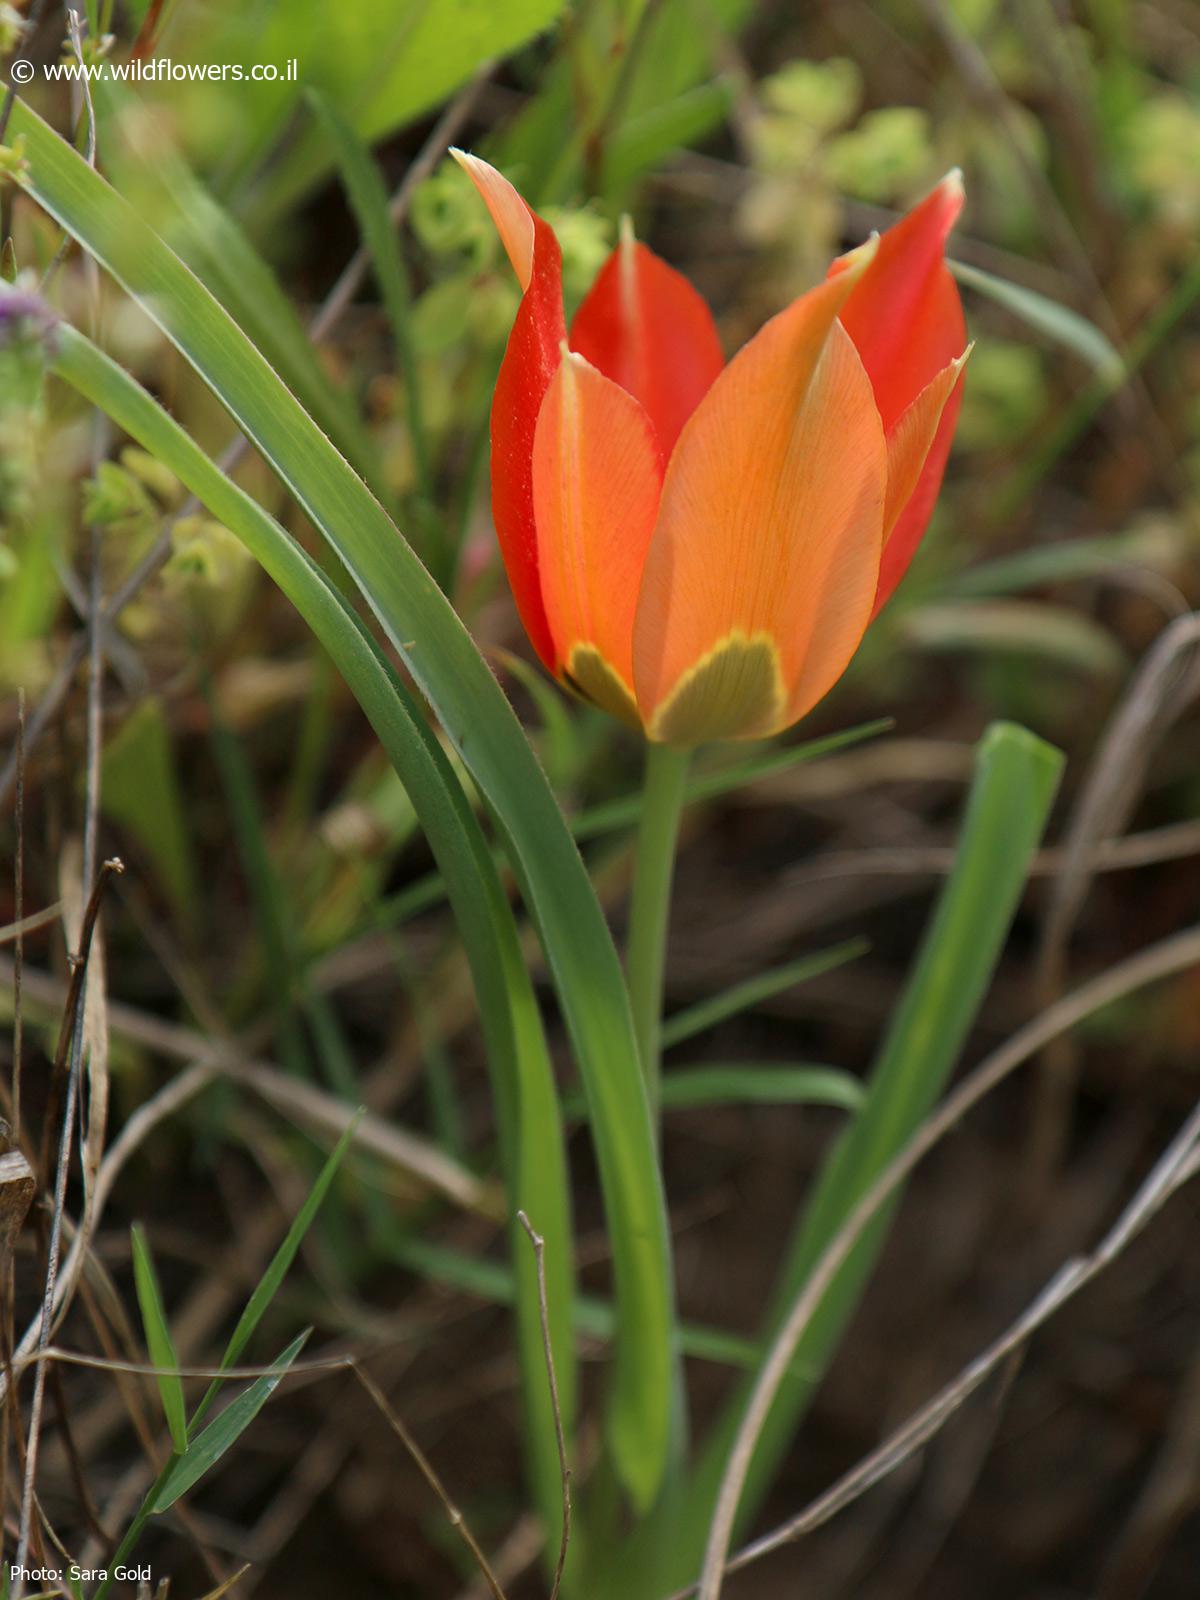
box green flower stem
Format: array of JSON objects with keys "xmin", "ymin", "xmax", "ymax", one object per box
[{"xmin": 626, "ymin": 741, "xmax": 691, "ymax": 1119}]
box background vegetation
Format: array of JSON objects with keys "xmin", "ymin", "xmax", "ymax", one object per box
[{"xmin": 1, "ymin": 0, "xmax": 1199, "ymax": 1595}]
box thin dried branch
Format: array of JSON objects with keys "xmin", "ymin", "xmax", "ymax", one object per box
[
  {"xmin": 1032, "ymin": 612, "xmax": 1200, "ymax": 1188},
  {"xmin": 516, "ymin": 1209, "xmax": 571, "ymax": 1600},
  {"xmin": 352, "ymin": 1362, "xmax": 509, "ymax": 1600},
  {"xmin": 0, "ymin": 902, "xmax": 65, "ymax": 945},
  {"xmin": 695, "ymin": 921, "xmax": 1200, "ymax": 1600},
  {"xmin": 12, "ymin": 859, "xmax": 121, "ymax": 1590},
  {"xmin": 685, "ymin": 1097, "xmax": 1200, "ymax": 1596}
]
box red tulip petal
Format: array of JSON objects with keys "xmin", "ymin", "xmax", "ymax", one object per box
[
  {"xmin": 633, "ymin": 249, "xmax": 887, "ymax": 746},
  {"xmin": 454, "ymin": 151, "xmax": 567, "ymax": 669},
  {"xmin": 532, "ymin": 350, "xmax": 664, "ymax": 724},
  {"xmin": 570, "ymin": 227, "xmax": 725, "ymax": 457},
  {"xmin": 834, "ymin": 172, "xmax": 968, "ymax": 611}
]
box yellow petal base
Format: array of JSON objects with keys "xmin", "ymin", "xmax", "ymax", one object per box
[
  {"xmin": 648, "ymin": 631, "xmax": 785, "ymax": 746},
  {"xmin": 564, "ymin": 643, "xmax": 643, "ymax": 729}
]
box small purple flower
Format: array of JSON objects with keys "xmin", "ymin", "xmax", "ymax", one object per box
[{"xmin": 0, "ymin": 287, "xmax": 58, "ymax": 354}]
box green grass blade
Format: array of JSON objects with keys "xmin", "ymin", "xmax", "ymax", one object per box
[
  {"xmin": 565, "ymin": 1064, "xmax": 865, "ymax": 1118},
  {"xmin": 49, "ymin": 322, "xmax": 577, "ymax": 1545},
  {"xmin": 388, "ymin": 1235, "xmax": 817, "ymax": 1376},
  {"xmin": 367, "ymin": 721, "xmax": 894, "ymax": 937},
  {"xmin": 205, "ymin": 693, "xmax": 310, "ymax": 1077},
  {"xmin": 660, "ymin": 939, "xmax": 869, "ymax": 1051},
  {"xmin": 93, "ymin": 81, "xmax": 390, "ymax": 502},
  {"xmin": 950, "ymin": 257, "xmax": 1124, "ymax": 381},
  {"xmin": 189, "ymin": 1113, "xmax": 361, "ymax": 1435},
  {"xmin": 18, "ymin": 100, "xmax": 672, "ymax": 1511},
  {"xmin": 597, "ymin": 721, "xmax": 1064, "ymax": 1598},
  {"xmin": 310, "ymin": 91, "xmax": 434, "ymax": 523},
  {"xmin": 947, "ymin": 527, "xmax": 1181, "ymax": 598},
  {"xmin": 573, "ymin": 720, "xmax": 892, "ymax": 842},
  {"xmin": 153, "ymin": 1331, "xmax": 310, "ymax": 1513},
  {"xmin": 130, "ymin": 1224, "xmax": 188, "ymax": 1454},
  {"xmin": 658, "ymin": 1065, "xmax": 865, "ymax": 1114}
]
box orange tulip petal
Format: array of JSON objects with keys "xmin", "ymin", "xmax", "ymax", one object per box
[
  {"xmin": 455, "ymin": 152, "xmax": 566, "ymax": 669},
  {"xmin": 532, "ymin": 350, "xmax": 664, "ymax": 722},
  {"xmin": 835, "ymin": 172, "xmax": 968, "ymax": 613},
  {"xmin": 634, "ymin": 259, "xmax": 887, "ymax": 745},
  {"xmin": 570, "ymin": 228, "xmax": 725, "ymax": 456},
  {"xmin": 883, "ymin": 346, "xmax": 972, "ymax": 537}
]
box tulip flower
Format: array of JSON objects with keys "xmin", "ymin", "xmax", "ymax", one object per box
[{"xmin": 454, "ymin": 151, "xmax": 969, "ymax": 745}]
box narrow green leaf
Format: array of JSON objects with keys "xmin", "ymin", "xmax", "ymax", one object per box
[
  {"xmin": 94, "ymin": 81, "xmax": 391, "ymax": 503},
  {"xmin": 389, "ymin": 1235, "xmax": 817, "ymax": 1376},
  {"xmin": 599, "ymin": 721, "xmax": 1064, "ymax": 1598},
  {"xmin": 309, "ymin": 91, "xmax": 434, "ymax": 523},
  {"xmin": 130, "ymin": 1224, "xmax": 188, "ymax": 1455},
  {"xmin": 947, "ymin": 527, "xmax": 1184, "ymax": 599},
  {"xmin": 18, "ymin": 103, "xmax": 672, "ymax": 1509},
  {"xmin": 950, "ymin": 258, "xmax": 1124, "ymax": 381},
  {"xmin": 205, "ymin": 694, "xmax": 309, "ymax": 1077},
  {"xmin": 904, "ymin": 599, "xmax": 1128, "ymax": 679},
  {"xmin": 660, "ymin": 939, "xmax": 869, "ymax": 1051},
  {"xmin": 573, "ymin": 720, "xmax": 892, "ymax": 842},
  {"xmin": 100, "ymin": 697, "xmax": 199, "ymax": 929},
  {"xmin": 48, "ymin": 323, "xmax": 576, "ymax": 1546},
  {"xmin": 189, "ymin": 1114, "xmax": 361, "ymax": 1435},
  {"xmin": 565, "ymin": 1064, "xmax": 864, "ymax": 1118},
  {"xmin": 153, "ymin": 1331, "xmax": 310, "ymax": 1513},
  {"xmin": 659, "ymin": 1065, "xmax": 865, "ymax": 1114}
]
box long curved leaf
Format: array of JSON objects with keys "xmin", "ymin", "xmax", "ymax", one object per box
[
  {"xmin": 14, "ymin": 98, "xmax": 675, "ymax": 1509},
  {"xmin": 49, "ymin": 322, "xmax": 576, "ymax": 1546}
]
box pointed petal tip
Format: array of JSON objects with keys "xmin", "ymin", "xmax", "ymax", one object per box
[
  {"xmin": 935, "ymin": 167, "xmax": 966, "ymax": 223},
  {"xmin": 838, "ymin": 231, "xmax": 881, "ymax": 281},
  {"xmin": 453, "ymin": 150, "xmax": 536, "ymax": 291}
]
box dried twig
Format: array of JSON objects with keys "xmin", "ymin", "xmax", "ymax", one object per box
[
  {"xmin": 516, "ymin": 1210, "xmax": 572, "ymax": 1600},
  {"xmin": 695, "ymin": 921, "xmax": 1200, "ymax": 1600},
  {"xmin": 36, "ymin": 858, "xmax": 123, "ymax": 1182},
  {"xmin": 12, "ymin": 861, "xmax": 121, "ymax": 1590},
  {"xmin": 12, "ymin": 687, "xmax": 25, "ymax": 1138},
  {"xmin": 352, "ymin": 1362, "xmax": 508, "ymax": 1600},
  {"xmin": 680, "ymin": 1097, "xmax": 1200, "ymax": 1597},
  {"xmin": 1031, "ymin": 613, "xmax": 1200, "ymax": 1188}
]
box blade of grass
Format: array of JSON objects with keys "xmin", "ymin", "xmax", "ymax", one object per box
[
  {"xmin": 188, "ymin": 1112, "xmax": 360, "ymax": 1435},
  {"xmin": 949, "ymin": 258, "xmax": 1124, "ymax": 380},
  {"xmin": 49, "ymin": 322, "xmax": 577, "ymax": 1547},
  {"xmin": 573, "ymin": 721, "xmax": 892, "ymax": 842},
  {"xmin": 18, "ymin": 100, "xmax": 673, "ymax": 1511},
  {"xmin": 367, "ymin": 722, "xmax": 893, "ymax": 938},
  {"xmin": 309, "ymin": 91, "xmax": 437, "ymax": 556},
  {"xmin": 564, "ymin": 1064, "xmax": 865, "ymax": 1118},
  {"xmin": 154, "ymin": 1330, "xmax": 310, "ymax": 1513},
  {"xmin": 93, "ymin": 81, "xmax": 391, "ymax": 504},
  {"xmin": 658, "ymin": 1066, "xmax": 864, "ymax": 1114},
  {"xmin": 129, "ymin": 1224, "xmax": 187, "ymax": 1455},
  {"xmin": 947, "ymin": 528, "xmax": 1181, "ymax": 599},
  {"xmin": 387, "ymin": 1234, "xmax": 818, "ymax": 1376},
  {"xmin": 204, "ymin": 692, "xmax": 310, "ymax": 1079},
  {"xmin": 594, "ymin": 721, "xmax": 1064, "ymax": 1599},
  {"xmin": 660, "ymin": 939, "xmax": 869, "ymax": 1051}
]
